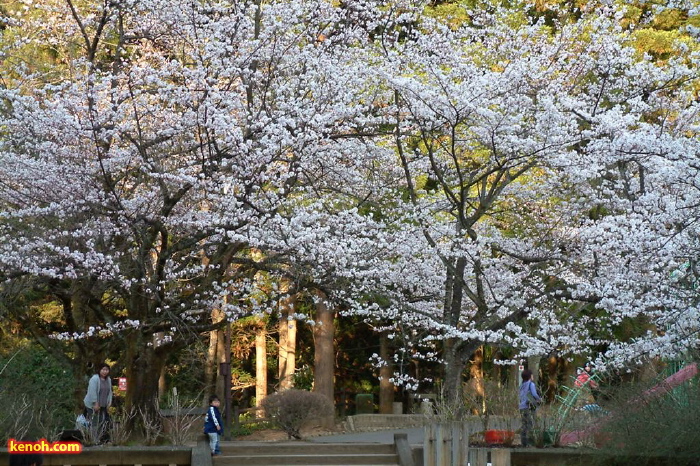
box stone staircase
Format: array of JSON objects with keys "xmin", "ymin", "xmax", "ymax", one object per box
[{"xmin": 213, "ymin": 442, "xmax": 401, "ymax": 466}]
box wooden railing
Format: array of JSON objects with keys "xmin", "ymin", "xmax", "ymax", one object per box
[
  {"xmin": 232, "ymin": 406, "xmax": 271, "ymax": 432},
  {"xmin": 422, "ymin": 421, "xmax": 580, "ymax": 466},
  {"xmin": 421, "ymin": 423, "xmax": 693, "ymax": 466},
  {"xmin": 423, "ymin": 422, "xmax": 469, "ymax": 466}
]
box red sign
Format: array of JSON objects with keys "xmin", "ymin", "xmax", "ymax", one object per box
[{"xmin": 118, "ymin": 377, "xmax": 127, "ymax": 391}]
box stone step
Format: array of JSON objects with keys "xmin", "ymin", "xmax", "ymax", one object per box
[
  {"xmin": 214, "ymin": 453, "xmax": 399, "ymax": 465},
  {"xmin": 220, "ymin": 442, "xmax": 395, "ymax": 455},
  {"xmin": 215, "ymin": 463, "xmax": 398, "ymax": 466},
  {"xmin": 214, "ymin": 442, "xmax": 400, "ymax": 466}
]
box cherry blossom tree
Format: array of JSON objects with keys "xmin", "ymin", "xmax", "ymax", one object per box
[
  {"xmin": 268, "ymin": 3, "xmax": 700, "ymax": 404},
  {"xmin": 0, "ymin": 0, "xmax": 381, "ymax": 413},
  {"xmin": 375, "ymin": 8, "xmax": 700, "ymax": 400},
  {"xmin": 1, "ymin": 0, "xmax": 698, "ymax": 415}
]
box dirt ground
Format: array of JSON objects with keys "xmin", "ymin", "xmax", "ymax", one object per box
[{"xmin": 234, "ymin": 424, "xmax": 342, "ymax": 442}]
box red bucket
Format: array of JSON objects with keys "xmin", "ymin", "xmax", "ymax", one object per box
[{"xmin": 484, "ymin": 430, "xmax": 515, "ymax": 445}]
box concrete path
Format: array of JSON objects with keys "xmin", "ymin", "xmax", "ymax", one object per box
[{"xmin": 309, "ymin": 427, "xmax": 425, "ymax": 445}]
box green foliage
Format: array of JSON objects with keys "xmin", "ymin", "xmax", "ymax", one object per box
[
  {"xmin": 425, "ymin": 2, "xmax": 471, "ymax": 29},
  {"xmin": 0, "ymin": 343, "xmax": 76, "ymax": 441},
  {"xmin": 653, "ymin": 8, "xmax": 686, "ymax": 30},
  {"xmin": 631, "ymin": 28, "xmax": 690, "ymax": 61},
  {"xmin": 231, "ymin": 367, "xmax": 256, "ymax": 391},
  {"xmin": 291, "ymin": 364, "xmax": 314, "ymax": 391},
  {"xmin": 231, "ymin": 424, "xmax": 254, "ymax": 436},
  {"xmin": 231, "ymin": 413, "xmax": 274, "ymax": 436},
  {"xmin": 163, "ymin": 341, "xmax": 207, "ymax": 402},
  {"xmin": 591, "ymin": 364, "xmax": 700, "ymax": 465}
]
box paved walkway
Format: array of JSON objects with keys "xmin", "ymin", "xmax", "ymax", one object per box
[{"xmin": 309, "ymin": 427, "xmax": 425, "ymax": 445}]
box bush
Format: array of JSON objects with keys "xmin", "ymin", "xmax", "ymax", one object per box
[
  {"xmin": 0, "ymin": 345, "xmax": 76, "ymax": 442},
  {"xmin": 586, "ymin": 363, "xmax": 700, "ymax": 465},
  {"xmin": 261, "ymin": 389, "xmax": 333, "ymax": 439},
  {"xmin": 161, "ymin": 388, "xmax": 201, "ymax": 446}
]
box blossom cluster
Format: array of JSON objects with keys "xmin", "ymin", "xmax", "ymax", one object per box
[{"xmin": 0, "ymin": 0, "xmax": 698, "ymax": 385}]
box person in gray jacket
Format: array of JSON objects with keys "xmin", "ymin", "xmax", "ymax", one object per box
[{"xmin": 83, "ymin": 363, "xmax": 113, "ymax": 443}]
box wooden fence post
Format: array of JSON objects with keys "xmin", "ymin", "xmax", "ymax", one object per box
[
  {"xmin": 468, "ymin": 448, "xmax": 489, "ymax": 466},
  {"xmin": 233, "ymin": 406, "xmax": 240, "ymax": 432},
  {"xmin": 450, "ymin": 422, "xmax": 468, "ymax": 466},
  {"xmin": 491, "ymin": 449, "xmax": 511, "ymax": 466},
  {"xmin": 424, "ymin": 423, "xmax": 436, "ymax": 466},
  {"xmin": 424, "ymin": 422, "xmax": 469, "ymax": 466},
  {"xmin": 435, "ymin": 422, "xmax": 447, "ymax": 466},
  {"xmin": 394, "ymin": 433, "xmax": 415, "ymax": 466}
]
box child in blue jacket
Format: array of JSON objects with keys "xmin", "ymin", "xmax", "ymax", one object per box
[{"xmin": 203, "ymin": 395, "xmax": 223, "ymax": 455}]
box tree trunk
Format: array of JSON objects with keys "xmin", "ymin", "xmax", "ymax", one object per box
[
  {"xmin": 204, "ymin": 307, "xmax": 225, "ymax": 403},
  {"xmin": 442, "ymin": 257, "xmax": 468, "ymax": 409},
  {"xmin": 527, "ymin": 356, "xmax": 541, "ymax": 382},
  {"xmin": 469, "ymin": 346, "xmax": 485, "ymax": 414},
  {"xmin": 255, "ymin": 323, "xmax": 267, "ymax": 418},
  {"xmin": 279, "ymin": 313, "xmax": 288, "ymax": 383},
  {"xmin": 511, "ymin": 361, "xmax": 522, "ymax": 390},
  {"xmin": 278, "ymin": 293, "xmax": 297, "ymax": 390},
  {"xmin": 546, "ymin": 355, "xmax": 560, "ymax": 402},
  {"xmin": 203, "ymin": 328, "xmax": 220, "ymax": 403},
  {"xmin": 158, "ymin": 364, "xmax": 167, "ymax": 399},
  {"xmin": 442, "ymin": 338, "xmax": 467, "ymax": 412},
  {"xmin": 313, "ymin": 289, "xmax": 335, "ymax": 425},
  {"xmin": 379, "ymin": 332, "xmax": 394, "ymax": 414},
  {"xmin": 124, "ymin": 331, "xmax": 167, "ymax": 422},
  {"xmin": 216, "ymin": 326, "xmax": 227, "ymax": 402}
]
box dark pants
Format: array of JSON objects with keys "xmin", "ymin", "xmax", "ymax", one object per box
[
  {"xmin": 86, "ymin": 407, "xmax": 111, "ymax": 443},
  {"xmin": 520, "ymin": 408, "xmax": 535, "ymax": 447}
]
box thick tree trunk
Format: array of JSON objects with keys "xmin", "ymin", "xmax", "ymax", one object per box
[
  {"xmin": 124, "ymin": 332, "xmax": 167, "ymax": 423},
  {"xmin": 442, "ymin": 338, "xmax": 467, "ymax": 411},
  {"xmin": 313, "ymin": 289, "xmax": 335, "ymax": 423},
  {"xmin": 527, "ymin": 356, "xmax": 541, "ymax": 382},
  {"xmin": 158, "ymin": 364, "xmax": 167, "ymax": 399},
  {"xmin": 379, "ymin": 332, "xmax": 394, "ymax": 414},
  {"xmin": 204, "ymin": 308, "xmax": 225, "ymax": 403},
  {"xmin": 216, "ymin": 326, "xmax": 227, "ymax": 401},
  {"xmin": 442, "ymin": 256, "xmax": 468, "ymax": 410},
  {"xmin": 255, "ymin": 324, "xmax": 267, "ymax": 417},
  {"xmin": 278, "ymin": 293, "xmax": 297, "ymax": 390},
  {"xmin": 546, "ymin": 355, "xmax": 559, "ymax": 402},
  {"xmin": 279, "ymin": 314, "xmax": 288, "ymax": 383},
  {"xmin": 203, "ymin": 328, "xmax": 220, "ymax": 403},
  {"xmin": 511, "ymin": 362, "xmax": 522, "ymax": 390},
  {"xmin": 469, "ymin": 346, "xmax": 485, "ymax": 413}
]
